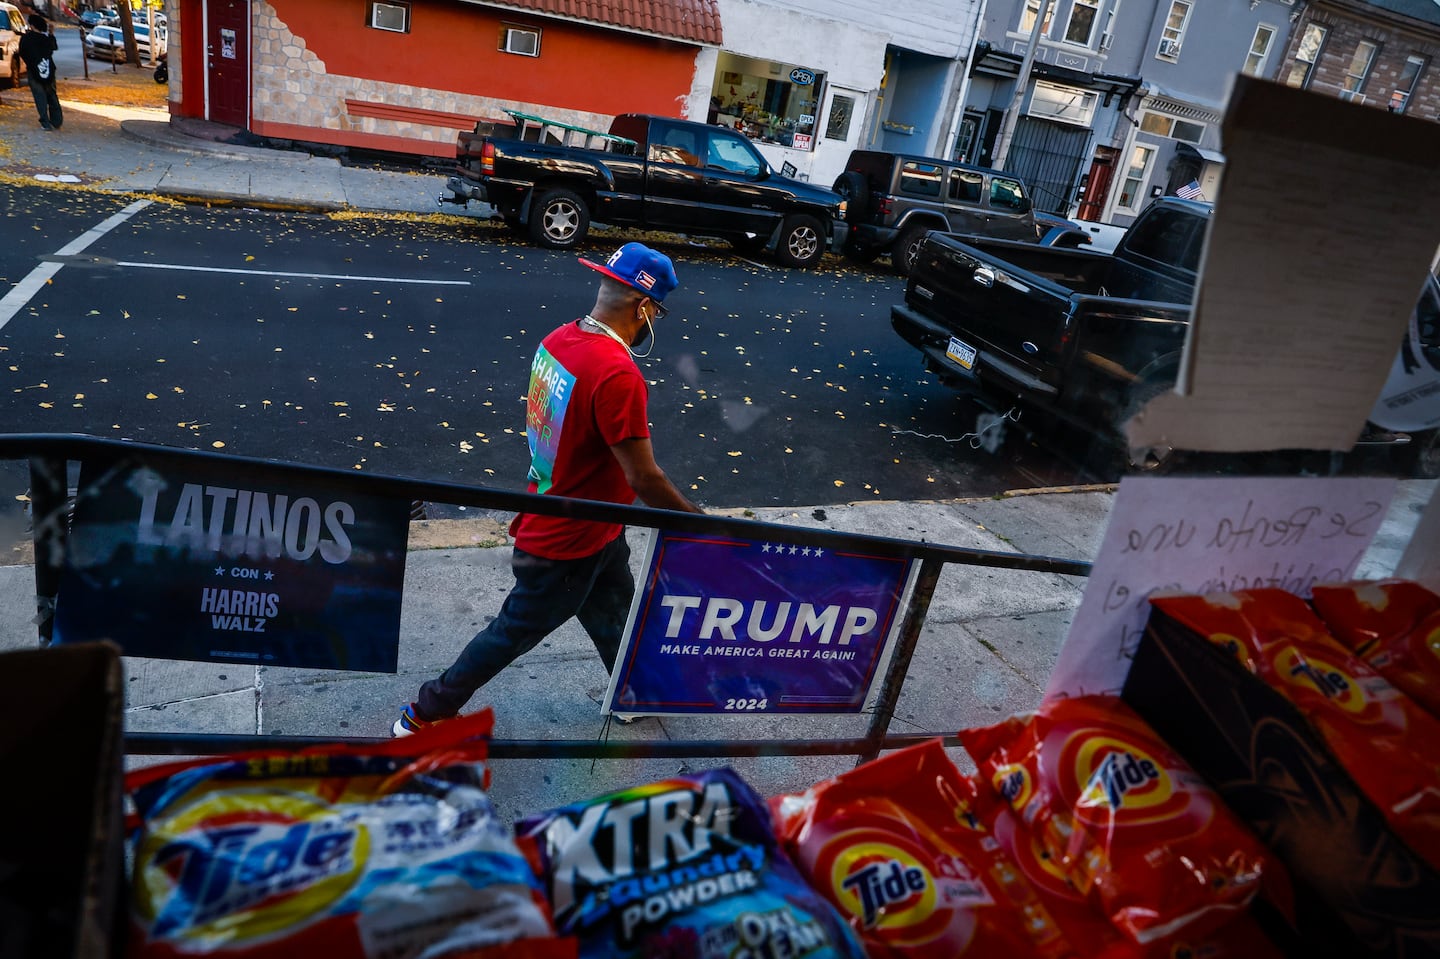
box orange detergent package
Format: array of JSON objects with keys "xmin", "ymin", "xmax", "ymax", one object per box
[
  {"xmin": 124, "ymin": 710, "xmax": 573, "ymax": 959},
  {"xmin": 959, "ymin": 696, "xmax": 1271, "ymax": 947},
  {"xmin": 1310, "ymin": 579, "xmax": 1440, "ymax": 718},
  {"xmin": 1150, "ymin": 588, "xmax": 1440, "ymax": 868},
  {"xmin": 972, "ymin": 788, "xmax": 1285, "ymax": 959},
  {"xmin": 771, "ymin": 738, "xmax": 1075, "ymax": 958}
]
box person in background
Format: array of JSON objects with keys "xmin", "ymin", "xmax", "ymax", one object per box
[
  {"xmin": 394, "ymin": 243, "xmax": 705, "ymax": 736},
  {"xmin": 19, "ymin": 14, "xmax": 62, "ymax": 131}
]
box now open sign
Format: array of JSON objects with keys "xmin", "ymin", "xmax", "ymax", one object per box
[{"xmin": 603, "ymin": 530, "xmax": 914, "ymax": 715}]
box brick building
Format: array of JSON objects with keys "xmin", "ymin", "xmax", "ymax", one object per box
[{"xmin": 1277, "ymin": 0, "xmax": 1440, "ymax": 121}]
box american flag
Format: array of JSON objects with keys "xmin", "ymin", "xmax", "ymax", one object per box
[{"xmin": 1176, "ymin": 180, "xmax": 1205, "ymax": 200}]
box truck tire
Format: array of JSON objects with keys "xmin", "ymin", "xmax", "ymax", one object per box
[
  {"xmin": 775, "ymin": 214, "xmax": 825, "ymax": 268},
  {"xmin": 1409, "ymin": 429, "xmax": 1440, "ymax": 479},
  {"xmin": 528, "ymin": 188, "xmax": 590, "ymax": 249},
  {"xmin": 831, "ymin": 171, "xmax": 870, "ymax": 222},
  {"xmin": 893, "ymin": 223, "xmax": 932, "ymax": 277}
]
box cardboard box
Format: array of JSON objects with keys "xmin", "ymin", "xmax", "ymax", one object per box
[
  {"xmin": 0, "ymin": 642, "xmax": 125, "ymax": 959},
  {"xmin": 1122, "ymin": 612, "xmax": 1440, "ymax": 958}
]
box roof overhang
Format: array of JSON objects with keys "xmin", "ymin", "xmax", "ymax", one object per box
[
  {"xmin": 1175, "ymin": 142, "xmax": 1226, "ymax": 164},
  {"xmin": 457, "ymin": 0, "xmax": 722, "ymax": 46}
]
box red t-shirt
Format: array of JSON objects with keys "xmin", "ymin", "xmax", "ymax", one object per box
[{"xmin": 512, "ymin": 320, "xmax": 650, "ymax": 559}]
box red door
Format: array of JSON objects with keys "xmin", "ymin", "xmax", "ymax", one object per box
[
  {"xmin": 205, "ymin": 0, "xmax": 248, "ymax": 127},
  {"xmin": 1076, "ymin": 151, "xmax": 1116, "ymax": 222}
]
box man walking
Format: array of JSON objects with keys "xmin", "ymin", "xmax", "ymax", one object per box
[
  {"xmin": 19, "ymin": 14, "xmax": 62, "ymax": 131},
  {"xmin": 395, "ymin": 243, "xmax": 704, "ymax": 736}
]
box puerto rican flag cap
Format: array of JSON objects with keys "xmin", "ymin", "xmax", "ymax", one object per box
[{"xmin": 579, "ymin": 242, "xmax": 678, "ymax": 303}]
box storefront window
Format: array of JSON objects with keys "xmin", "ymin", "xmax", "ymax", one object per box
[{"xmin": 711, "ymin": 54, "xmax": 825, "ymax": 152}]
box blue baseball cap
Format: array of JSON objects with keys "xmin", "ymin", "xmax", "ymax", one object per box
[{"xmin": 579, "ymin": 243, "xmax": 678, "ymax": 303}]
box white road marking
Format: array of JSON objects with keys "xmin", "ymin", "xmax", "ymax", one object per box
[
  {"xmin": 0, "ymin": 199, "xmax": 153, "ymax": 332},
  {"xmin": 112, "ymin": 262, "xmax": 472, "ymax": 286}
]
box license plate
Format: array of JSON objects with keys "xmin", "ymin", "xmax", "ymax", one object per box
[{"xmin": 946, "ymin": 336, "xmax": 977, "ymax": 371}]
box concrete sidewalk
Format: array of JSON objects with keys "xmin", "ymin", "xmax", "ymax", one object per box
[{"xmin": 0, "ymin": 483, "xmax": 1433, "ymax": 824}]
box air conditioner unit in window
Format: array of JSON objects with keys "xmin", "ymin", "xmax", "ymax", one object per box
[
  {"xmin": 504, "ymin": 27, "xmax": 539, "ymax": 56},
  {"xmin": 1100, "ymin": 31, "xmax": 1114, "ymax": 51},
  {"xmin": 1158, "ymin": 38, "xmax": 1181, "ymax": 58}
]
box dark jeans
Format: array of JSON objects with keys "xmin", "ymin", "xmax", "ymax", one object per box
[
  {"xmin": 417, "ymin": 534, "xmax": 634, "ymax": 719},
  {"xmin": 29, "ymin": 77, "xmax": 62, "ymax": 129}
]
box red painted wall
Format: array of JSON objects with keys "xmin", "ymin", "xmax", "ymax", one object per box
[
  {"xmin": 172, "ymin": 0, "xmax": 204, "ymax": 120},
  {"xmin": 271, "ymin": 0, "xmax": 697, "ymax": 118}
]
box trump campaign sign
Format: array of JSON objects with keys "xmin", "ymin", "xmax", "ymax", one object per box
[{"xmin": 603, "ymin": 529, "xmax": 915, "ymax": 715}]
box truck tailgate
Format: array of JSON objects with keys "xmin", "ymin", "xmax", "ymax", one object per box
[{"xmin": 905, "ymin": 234, "xmax": 1097, "ymax": 393}]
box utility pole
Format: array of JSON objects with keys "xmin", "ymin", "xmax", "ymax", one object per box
[{"xmin": 991, "ymin": 0, "xmax": 1053, "ymax": 171}]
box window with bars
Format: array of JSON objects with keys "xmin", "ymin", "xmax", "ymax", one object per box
[
  {"xmin": 1340, "ymin": 40, "xmax": 1379, "ymax": 102},
  {"xmin": 1244, "ymin": 24, "xmax": 1276, "ymax": 77},
  {"xmin": 1065, "ymin": 0, "xmax": 1101, "ymax": 46},
  {"xmin": 1285, "ymin": 24, "xmax": 1327, "ymax": 88},
  {"xmin": 1390, "ymin": 55, "xmax": 1427, "ymax": 113}
]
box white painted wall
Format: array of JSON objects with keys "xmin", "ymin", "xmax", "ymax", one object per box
[{"xmin": 713, "ymin": 0, "xmax": 890, "ymax": 186}]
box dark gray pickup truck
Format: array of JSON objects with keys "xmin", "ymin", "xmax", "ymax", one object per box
[{"xmin": 891, "ymin": 197, "xmax": 1207, "ymax": 464}]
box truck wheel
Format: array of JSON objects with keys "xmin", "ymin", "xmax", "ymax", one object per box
[
  {"xmin": 528, "ymin": 188, "xmax": 590, "ymax": 249},
  {"xmin": 1409, "ymin": 429, "xmax": 1440, "ymax": 479},
  {"xmin": 831, "ymin": 171, "xmax": 870, "ymax": 221},
  {"xmin": 775, "ymin": 214, "xmax": 825, "ymax": 268},
  {"xmin": 893, "ymin": 224, "xmax": 932, "ymax": 277},
  {"xmin": 1119, "ymin": 378, "xmax": 1178, "ymax": 473}
]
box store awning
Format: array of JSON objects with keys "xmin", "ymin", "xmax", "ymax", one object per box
[
  {"xmin": 463, "ymin": 0, "xmax": 722, "ymax": 45},
  {"xmin": 1175, "ymin": 142, "xmax": 1226, "ymax": 165}
]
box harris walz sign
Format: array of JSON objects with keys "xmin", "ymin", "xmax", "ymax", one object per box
[
  {"xmin": 53, "ymin": 455, "xmax": 410, "ymax": 672},
  {"xmin": 604, "ymin": 529, "xmax": 914, "ymax": 715}
]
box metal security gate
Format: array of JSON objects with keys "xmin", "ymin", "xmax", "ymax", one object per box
[{"xmin": 1008, "ymin": 117, "xmax": 1090, "ymax": 215}]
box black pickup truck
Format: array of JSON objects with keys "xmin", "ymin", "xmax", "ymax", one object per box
[
  {"xmin": 892, "ymin": 197, "xmax": 1440, "ymax": 473},
  {"xmin": 891, "ymin": 197, "xmax": 1207, "ymax": 464},
  {"xmin": 442, "ymin": 111, "xmax": 847, "ymax": 268}
]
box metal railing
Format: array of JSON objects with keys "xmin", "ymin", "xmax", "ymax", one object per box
[{"xmin": 0, "ymin": 433, "xmax": 1091, "ymax": 765}]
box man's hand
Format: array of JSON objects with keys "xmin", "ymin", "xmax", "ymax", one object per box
[{"xmin": 609, "ymin": 438, "xmax": 704, "ymax": 514}]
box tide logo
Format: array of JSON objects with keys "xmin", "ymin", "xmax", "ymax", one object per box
[
  {"xmin": 1274, "ymin": 647, "xmax": 1368, "ymax": 714},
  {"xmin": 812, "ymin": 829, "xmax": 960, "ymax": 949},
  {"xmin": 992, "ymin": 763, "xmax": 1033, "ymax": 811},
  {"xmin": 132, "ymin": 791, "xmax": 368, "ymax": 942},
  {"xmin": 1068, "ymin": 737, "xmax": 1179, "ymax": 823}
]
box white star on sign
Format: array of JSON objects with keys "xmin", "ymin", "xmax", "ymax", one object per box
[
  {"xmin": 264, "ymin": 570, "xmax": 274, "ymax": 580},
  {"xmin": 789, "ymin": 545, "xmax": 800, "ymax": 555},
  {"xmin": 802, "ymin": 547, "xmax": 812, "ymax": 557},
  {"xmin": 761, "ymin": 543, "xmax": 772, "ymax": 553},
  {"xmin": 214, "ymin": 566, "xmax": 226, "ymax": 576},
  {"xmin": 814, "ymin": 548, "xmax": 825, "ymax": 558}
]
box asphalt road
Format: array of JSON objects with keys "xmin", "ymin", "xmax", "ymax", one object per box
[{"xmin": 0, "ymin": 185, "xmax": 1096, "ymax": 528}]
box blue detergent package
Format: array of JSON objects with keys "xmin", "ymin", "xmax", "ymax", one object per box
[{"xmin": 517, "ymin": 767, "xmax": 867, "ymax": 959}]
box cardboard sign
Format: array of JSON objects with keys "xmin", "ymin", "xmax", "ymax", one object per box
[
  {"xmin": 54, "ymin": 456, "xmax": 411, "ymax": 672},
  {"xmin": 1045, "ymin": 476, "xmax": 1395, "ymax": 700},
  {"xmin": 1129, "ymin": 77, "xmax": 1440, "ymax": 453},
  {"xmin": 604, "ymin": 530, "xmax": 914, "ymax": 715}
]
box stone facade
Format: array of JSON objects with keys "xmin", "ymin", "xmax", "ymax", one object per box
[
  {"xmin": 163, "ymin": 0, "xmax": 181, "ymax": 106},
  {"xmin": 249, "ymin": 1, "xmax": 613, "ymax": 146},
  {"xmin": 1279, "ymin": 0, "xmax": 1440, "ymax": 122}
]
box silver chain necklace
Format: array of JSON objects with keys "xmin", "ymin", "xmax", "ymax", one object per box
[{"xmin": 581, "ymin": 314, "xmax": 654, "ymax": 359}]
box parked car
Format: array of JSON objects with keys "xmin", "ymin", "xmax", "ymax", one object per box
[
  {"xmin": 443, "ymin": 111, "xmax": 848, "ymax": 268},
  {"xmin": 79, "ymin": 9, "xmax": 119, "ymax": 28},
  {"xmin": 832, "ymin": 149, "xmax": 1091, "ymax": 276},
  {"xmin": 84, "ymin": 21, "xmax": 167, "ymax": 61},
  {"xmin": 1, "ymin": 0, "xmax": 26, "ymax": 88}
]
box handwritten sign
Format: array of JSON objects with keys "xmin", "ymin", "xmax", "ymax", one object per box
[{"xmin": 1045, "ymin": 476, "xmax": 1396, "ymax": 700}]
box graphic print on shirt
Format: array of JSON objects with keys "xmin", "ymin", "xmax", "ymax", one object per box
[{"xmin": 526, "ymin": 345, "xmax": 576, "ymax": 493}]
